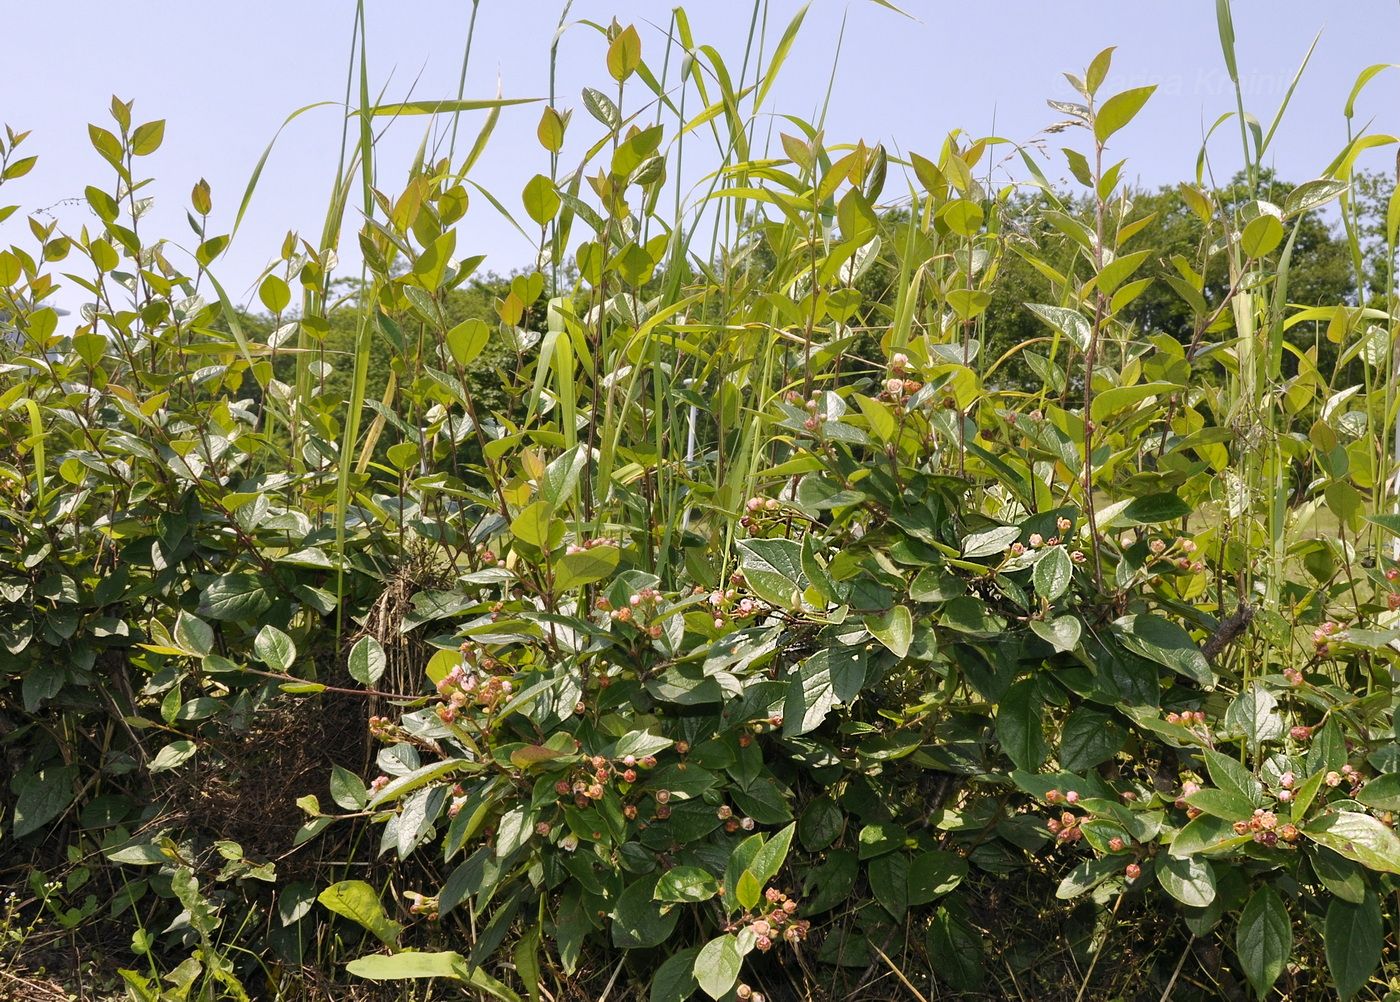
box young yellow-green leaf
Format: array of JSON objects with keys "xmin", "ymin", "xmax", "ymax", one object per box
[
  {"xmin": 1093, "ymin": 86, "xmax": 1156, "ymax": 144},
  {"xmin": 854, "ymin": 393, "xmax": 896, "ymax": 442},
  {"xmin": 446, "ymin": 318, "xmax": 491, "ymax": 367},
  {"xmin": 1241, "ymin": 214, "xmax": 1284, "ymax": 258},
  {"xmin": 537, "ymin": 106, "xmax": 569, "ymax": 153},
  {"xmin": 1094, "ymin": 249, "xmax": 1151, "ymax": 296},
  {"xmin": 345, "ymin": 951, "xmax": 466, "ymax": 981},
  {"xmin": 606, "ymin": 25, "xmax": 642, "ymax": 82},
  {"xmin": 1085, "ymin": 46, "xmax": 1115, "ymax": 96},
  {"xmin": 318, "ymin": 880, "xmax": 403, "ymax": 946},
  {"xmin": 522, "ymin": 174, "xmax": 560, "ymax": 227},
  {"xmin": 131, "ymin": 120, "xmax": 165, "ymax": 156},
  {"xmin": 554, "ymin": 545, "xmax": 620, "ymax": 591},
  {"xmin": 259, "ymin": 274, "xmax": 291, "ymax": 313},
  {"xmin": 510, "ymin": 500, "xmax": 557, "ymax": 549}
]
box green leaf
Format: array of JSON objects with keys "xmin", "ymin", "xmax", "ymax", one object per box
[
  {"xmin": 174, "ymin": 611, "xmax": 214, "ymax": 656},
  {"xmin": 798, "ymin": 796, "xmax": 845, "ymax": 851},
  {"xmin": 131, "ymin": 120, "xmax": 165, "ymax": 156},
  {"xmin": 1185, "ymin": 787, "xmax": 1255, "ymax": 821},
  {"xmin": 148, "ymin": 740, "xmax": 197, "ymax": 774},
  {"xmin": 1033, "ymin": 546, "xmax": 1072, "ymax": 601},
  {"xmin": 253, "ymin": 625, "xmax": 296, "ymax": 672},
  {"xmin": 737, "ymin": 537, "xmax": 807, "ymax": 608},
  {"xmin": 330, "ymin": 765, "xmax": 369, "ymax": 811},
  {"xmin": 996, "ymin": 679, "xmax": 1047, "ymax": 770},
  {"xmin": 1059, "ymin": 707, "xmax": 1122, "ymax": 771},
  {"xmin": 962, "ymin": 525, "xmax": 1019, "ymax": 558},
  {"xmin": 785, "ymin": 645, "xmax": 867, "ymax": 738},
  {"xmin": 1224, "ymin": 688, "xmax": 1283, "ymax": 747},
  {"xmin": 446, "ymin": 319, "xmax": 491, "ymax": 367},
  {"xmin": 748, "ymin": 823, "xmax": 796, "ymax": 888},
  {"xmin": 13, "ymin": 765, "xmax": 78, "ymax": 838},
  {"xmin": 1031, "ymin": 615, "xmax": 1082, "ymax": 653},
  {"xmin": 555, "ymin": 545, "xmax": 620, "ymax": 591},
  {"xmin": 1236, "ymin": 885, "xmax": 1290, "ymax": 999},
  {"xmin": 1170, "ymin": 814, "xmax": 1252, "ymax": 857},
  {"xmin": 864, "ymin": 605, "xmax": 912, "ymax": 658},
  {"xmin": 654, "ymin": 867, "xmax": 718, "ymax": 903},
  {"xmin": 906, "ymin": 850, "xmax": 967, "ymax": 905},
  {"xmin": 1325, "ymin": 891, "xmax": 1382, "ymax": 1000},
  {"xmin": 345, "ymin": 951, "xmax": 465, "ymax": 981},
  {"xmin": 612, "ymin": 875, "xmax": 679, "ymax": 949},
  {"xmin": 522, "ymin": 174, "xmax": 561, "ymax": 226},
  {"xmin": 1356, "ymin": 773, "xmax": 1400, "ymax": 812},
  {"xmin": 1241, "ymin": 214, "xmax": 1284, "ymax": 258},
  {"xmin": 650, "ymin": 948, "xmax": 700, "ymax": 1002},
  {"xmin": 868, "ymin": 851, "xmax": 909, "ymax": 919},
  {"xmin": 693, "ymin": 934, "xmax": 742, "ymax": 1000},
  {"xmin": 926, "ymin": 904, "xmax": 984, "ymax": 991},
  {"xmin": 198, "ymin": 573, "xmax": 273, "ymax": 622},
  {"xmin": 348, "ymin": 637, "xmax": 387, "ymax": 687},
  {"xmin": 1156, "ymin": 854, "xmax": 1216, "ymax": 907},
  {"xmin": 1118, "ymin": 492, "xmax": 1192, "ymax": 525},
  {"xmin": 319, "ymin": 881, "xmax": 403, "ymax": 947},
  {"xmin": 1094, "ymin": 85, "xmax": 1156, "ymax": 143},
  {"xmin": 1303, "ymin": 811, "xmax": 1400, "ymax": 874},
  {"xmin": 1201, "ymin": 748, "xmax": 1264, "ymax": 806},
  {"xmin": 1114, "ymin": 614, "xmax": 1212, "ymax": 686}
]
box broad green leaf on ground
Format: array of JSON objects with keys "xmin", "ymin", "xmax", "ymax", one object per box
[{"xmin": 318, "ymin": 881, "xmax": 403, "ymax": 946}]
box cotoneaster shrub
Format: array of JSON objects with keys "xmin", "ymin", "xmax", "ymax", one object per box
[{"xmin": 2, "ymin": 3, "xmax": 1400, "ymax": 1000}]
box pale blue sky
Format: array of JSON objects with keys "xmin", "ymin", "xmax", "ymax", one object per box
[{"xmin": 4, "ymin": 1, "xmax": 1398, "ymax": 313}]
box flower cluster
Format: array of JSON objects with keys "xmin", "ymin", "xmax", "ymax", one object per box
[
  {"xmin": 784, "ymin": 389, "xmax": 828, "ymax": 432},
  {"xmin": 595, "ymin": 587, "xmax": 665, "ymax": 638},
  {"xmin": 551, "ymin": 753, "xmax": 664, "ymax": 817},
  {"xmin": 404, "ymin": 890, "xmax": 439, "ymax": 921},
  {"xmin": 715, "ymin": 803, "xmax": 757, "ymax": 833},
  {"xmin": 1044, "ymin": 789, "xmax": 1085, "ymax": 843},
  {"xmin": 474, "ymin": 542, "xmax": 505, "ymax": 568},
  {"xmin": 434, "ymin": 648, "xmax": 514, "ymax": 723},
  {"xmin": 1325, "ymin": 763, "xmax": 1364, "ymax": 794},
  {"xmin": 696, "ymin": 582, "xmax": 768, "ymax": 629},
  {"xmin": 736, "ymin": 886, "xmax": 810, "ymax": 953},
  {"xmin": 1231, "ymin": 808, "xmax": 1298, "ymax": 846},
  {"xmin": 1312, "ymin": 620, "xmax": 1342, "ymax": 652},
  {"xmin": 1164, "ymin": 708, "xmax": 1208, "ymax": 731}
]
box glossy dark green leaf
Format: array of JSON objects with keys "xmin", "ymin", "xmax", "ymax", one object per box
[
  {"xmin": 1325, "ymin": 891, "xmax": 1381, "ymax": 1000},
  {"xmin": 1236, "ymin": 885, "xmax": 1290, "ymax": 999}
]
